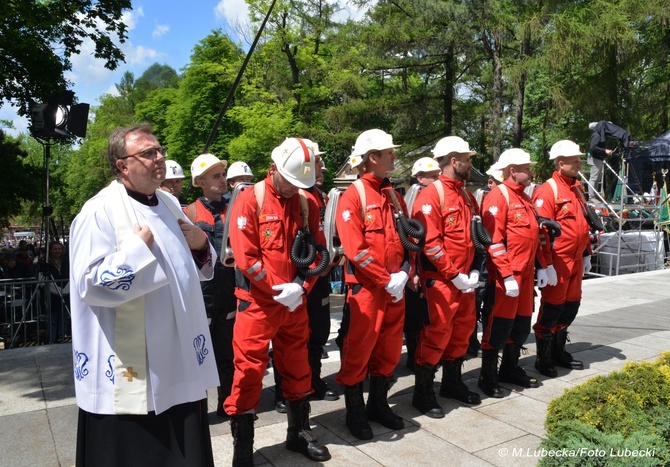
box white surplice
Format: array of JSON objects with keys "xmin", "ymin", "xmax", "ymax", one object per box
[{"xmin": 69, "ymin": 182, "xmax": 219, "ymax": 415}]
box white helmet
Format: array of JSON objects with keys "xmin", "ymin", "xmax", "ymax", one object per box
[
  {"xmin": 349, "ymin": 153, "xmax": 364, "ymax": 169},
  {"xmin": 485, "ymin": 166, "xmax": 503, "ymax": 182},
  {"xmin": 191, "ymin": 153, "xmax": 228, "ymax": 186},
  {"xmin": 411, "ymin": 157, "xmax": 440, "ymax": 177},
  {"xmin": 164, "ymin": 160, "xmax": 185, "ymax": 180},
  {"xmin": 271, "ymin": 137, "xmax": 316, "ymax": 188},
  {"xmin": 493, "ymin": 148, "xmax": 537, "ymax": 170},
  {"xmin": 549, "ymin": 140, "xmax": 584, "ymax": 160},
  {"xmin": 227, "ymin": 161, "xmax": 254, "ymax": 180},
  {"xmin": 588, "ymin": 122, "xmax": 598, "ymax": 131},
  {"xmin": 302, "ymin": 139, "xmax": 326, "ymax": 156},
  {"xmin": 349, "ymin": 129, "xmax": 401, "ymax": 168},
  {"xmin": 432, "ymin": 136, "xmax": 476, "ymax": 160}
]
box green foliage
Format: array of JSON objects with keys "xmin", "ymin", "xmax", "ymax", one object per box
[
  {"xmin": 0, "ymin": 131, "xmax": 42, "ymax": 228},
  {"xmin": 0, "ymin": 0, "xmax": 130, "ymax": 115},
  {"xmin": 540, "ymin": 352, "xmax": 670, "ymax": 466},
  {"xmin": 7, "ymin": 0, "xmax": 670, "ymax": 226},
  {"xmin": 540, "ymin": 420, "xmax": 669, "ymax": 466},
  {"xmin": 162, "ymin": 31, "xmax": 244, "ymax": 167},
  {"xmin": 226, "ymin": 98, "xmax": 297, "ymax": 181}
]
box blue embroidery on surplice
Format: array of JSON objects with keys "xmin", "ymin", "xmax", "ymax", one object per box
[
  {"xmin": 74, "ymin": 350, "xmax": 89, "ymax": 381},
  {"xmin": 193, "ymin": 334, "xmax": 209, "ymax": 366},
  {"xmin": 106, "ymin": 355, "xmax": 115, "ymax": 384},
  {"xmin": 101, "ymin": 268, "xmax": 135, "ymax": 290}
]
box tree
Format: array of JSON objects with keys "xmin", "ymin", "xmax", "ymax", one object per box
[
  {"xmin": 0, "ymin": 130, "xmax": 42, "ymax": 228},
  {"xmin": 162, "ymin": 30, "xmax": 245, "ymax": 169},
  {"xmin": 0, "ymin": 0, "xmax": 131, "ymax": 115}
]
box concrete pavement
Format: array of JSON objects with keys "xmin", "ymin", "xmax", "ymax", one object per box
[{"xmin": 1, "ymin": 269, "xmax": 669, "ymax": 466}]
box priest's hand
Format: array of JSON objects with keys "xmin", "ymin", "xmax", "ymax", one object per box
[
  {"xmin": 178, "ymin": 219, "xmax": 208, "ymax": 251},
  {"xmin": 133, "ymin": 224, "xmax": 154, "ymax": 250}
]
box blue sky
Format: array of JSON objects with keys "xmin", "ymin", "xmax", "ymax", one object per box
[{"xmin": 1, "ymin": 0, "xmax": 369, "ymax": 137}]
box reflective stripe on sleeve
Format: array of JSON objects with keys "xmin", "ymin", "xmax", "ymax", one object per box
[
  {"xmin": 354, "ymin": 250, "xmax": 369, "ymax": 261},
  {"xmin": 359, "ymin": 257, "xmax": 374, "ymax": 268}
]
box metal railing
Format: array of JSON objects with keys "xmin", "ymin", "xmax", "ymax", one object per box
[{"xmin": 0, "ymin": 277, "xmax": 70, "ymax": 349}]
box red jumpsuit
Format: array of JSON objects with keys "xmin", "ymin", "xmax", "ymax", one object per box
[
  {"xmin": 411, "ymin": 175, "xmax": 477, "ymax": 366},
  {"xmin": 481, "ymin": 180, "xmax": 547, "ymax": 350},
  {"xmin": 532, "ymin": 172, "xmax": 591, "ymax": 334},
  {"xmin": 224, "ymin": 174, "xmax": 325, "ymax": 415},
  {"xmin": 335, "ymin": 173, "xmax": 410, "ymax": 386}
]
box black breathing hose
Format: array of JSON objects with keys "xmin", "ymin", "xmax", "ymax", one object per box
[
  {"xmin": 471, "ymin": 215, "xmax": 492, "ymax": 253},
  {"xmin": 290, "ymin": 229, "xmax": 331, "ymax": 276},
  {"xmin": 396, "ymin": 213, "xmax": 426, "ymax": 252},
  {"xmin": 538, "ymin": 216, "xmax": 562, "ymax": 244}
]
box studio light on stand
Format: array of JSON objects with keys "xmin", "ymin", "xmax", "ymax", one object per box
[
  {"xmin": 29, "ymin": 90, "xmax": 89, "ymax": 249},
  {"xmin": 17, "ymin": 91, "xmax": 88, "ymax": 347}
]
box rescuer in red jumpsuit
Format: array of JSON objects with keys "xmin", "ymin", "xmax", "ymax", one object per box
[
  {"xmin": 410, "ymin": 136, "xmax": 482, "ymax": 419},
  {"xmin": 403, "ymin": 157, "xmax": 441, "ymax": 373},
  {"xmin": 335, "ymin": 129, "xmax": 411, "ymax": 440},
  {"xmin": 224, "ymin": 137, "xmax": 330, "ymax": 466},
  {"xmin": 532, "ymin": 140, "xmax": 591, "ymax": 378},
  {"xmin": 480, "ymin": 148, "xmax": 551, "ymax": 398},
  {"xmin": 271, "ymin": 141, "xmax": 339, "ymax": 412}
]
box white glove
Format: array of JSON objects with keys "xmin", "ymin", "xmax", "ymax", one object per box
[
  {"xmin": 468, "ymin": 270, "xmax": 480, "ymax": 289},
  {"xmin": 391, "ymin": 290, "xmax": 404, "ymax": 303},
  {"xmin": 536, "ymin": 268, "xmax": 549, "ymax": 288},
  {"xmin": 546, "ymin": 264, "xmax": 558, "ymax": 286},
  {"xmin": 272, "ymin": 283, "xmax": 305, "ymax": 311},
  {"xmin": 582, "ymin": 256, "xmax": 592, "ymax": 276},
  {"xmin": 451, "ymin": 273, "xmax": 474, "ymax": 292},
  {"xmin": 503, "ymin": 276, "xmax": 519, "ymax": 297},
  {"xmin": 385, "ymin": 271, "xmax": 409, "ymax": 297}
]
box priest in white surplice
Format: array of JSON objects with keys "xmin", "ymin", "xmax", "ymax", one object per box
[{"xmin": 69, "ymin": 123, "xmax": 219, "ymax": 467}]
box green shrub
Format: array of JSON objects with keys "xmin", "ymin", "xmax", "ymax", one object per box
[{"xmin": 539, "ymin": 352, "xmax": 670, "ymax": 466}]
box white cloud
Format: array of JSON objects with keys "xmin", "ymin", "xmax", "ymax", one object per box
[
  {"xmin": 152, "ymin": 24, "xmax": 170, "ymax": 39},
  {"xmin": 214, "ymin": 0, "xmax": 371, "ymax": 28},
  {"xmin": 214, "ymin": 0, "xmax": 250, "ymax": 27},
  {"xmin": 334, "ymin": 0, "xmax": 374, "ymax": 23},
  {"xmin": 123, "ymin": 7, "xmax": 144, "ymax": 31},
  {"xmin": 67, "ymin": 6, "xmax": 162, "ymax": 87}
]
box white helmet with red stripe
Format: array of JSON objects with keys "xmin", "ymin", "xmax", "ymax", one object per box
[{"xmin": 271, "ymin": 137, "xmax": 316, "ymax": 188}]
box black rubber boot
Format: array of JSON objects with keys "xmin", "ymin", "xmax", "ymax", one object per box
[
  {"xmin": 286, "ymin": 398, "xmax": 331, "ymax": 462},
  {"xmin": 366, "ymin": 376, "xmax": 405, "ymax": 430},
  {"xmin": 231, "ymin": 413, "xmax": 255, "ymax": 467},
  {"xmin": 412, "ymin": 363, "xmax": 444, "ymax": 418},
  {"xmin": 309, "ymin": 348, "xmax": 339, "ymax": 401},
  {"xmin": 552, "ymin": 328, "xmax": 584, "ymax": 370},
  {"xmin": 404, "ymin": 331, "xmax": 419, "ymax": 373},
  {"xmin": 440, "ymin": 358, "xmax": 481, "ymax": 404},
  {"xmin": 478, "ymin": 349, "xmax": 504, "ymax": 398},
  {"xmin": 534, "ymin": 332, "xmax": 558, "ymax": 377},
  {"xmin": 499, "ymin": 343, "xmax": 539, "ymax": 388},
  {"xmin": 344, "ymin": 382, "xmax": 373, "ymax": 440}
]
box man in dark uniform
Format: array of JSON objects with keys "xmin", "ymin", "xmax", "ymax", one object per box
[{"xmin": 185, "ymin": 153, "xmax": 237, "ymax": 418}]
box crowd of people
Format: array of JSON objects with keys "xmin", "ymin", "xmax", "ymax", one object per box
[
  {"xmin": 1, "ymin": 239, "xmax": 71, "ymax": 344},
  {"xmin": 65, "ymin": 122, "xmax": 595, "ymax": 466}
]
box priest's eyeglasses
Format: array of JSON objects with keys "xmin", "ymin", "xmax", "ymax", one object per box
[{"xmin": 122, "ymin": 146, "xmax": 167, "ymax": 160}]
